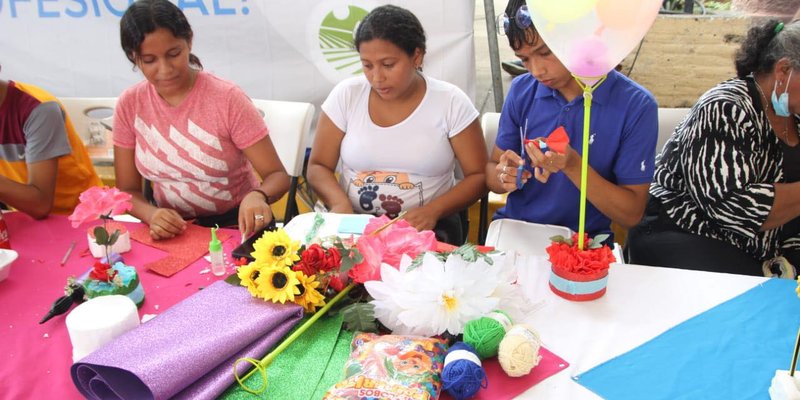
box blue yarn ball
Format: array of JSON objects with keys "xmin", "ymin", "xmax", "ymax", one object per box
[{"xmin": 442, "ymin": 342, "xmax": 488, "ymax": 400}]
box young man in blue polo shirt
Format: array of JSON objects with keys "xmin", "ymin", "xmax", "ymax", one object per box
[{"xmin": 487, "ymin": 0, "xmax": 658, "ymax": 243}]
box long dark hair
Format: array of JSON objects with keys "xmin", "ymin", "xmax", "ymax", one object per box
[
  {"xmin": 354, "ymin": 5, "xmax": 426, "ymax": 58},
  {"xmin": 120, "ymin": 0, "xmax": 203, "ymax": 69},
  {"xmin": 735, "ymin": 19, "xmax": 800, "ymax": 78},
  {"xmin": 504, "ymin": 0, "xmax": 541, "ymax": 51}
]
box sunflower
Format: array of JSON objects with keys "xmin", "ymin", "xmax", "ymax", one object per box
[
  {"xmin": 255, "ymin": 264, "xmax": 300, "ymax": 303},
  {"xmin": 251, "ymin": 229, "xmax": 301, "ymax": 267},
  {"xmin": 293, "ymin": 271, "xmax": 326, "ymax": 313},
  {"xmin": 237, "ymin": 261, "xmax": 264, "ymax": 298}
]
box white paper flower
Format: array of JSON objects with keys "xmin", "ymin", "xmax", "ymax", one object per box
[
  {"xmin": 398, "ymin": 253, "xmax": 501, "ymax": 336},
  {"xmin": 364, "ymin": 262, "xmax": 415, "ymax": 334},
  {"xmin": 490, "ymin": 253, "xmax": 536, "ymax": 323}
]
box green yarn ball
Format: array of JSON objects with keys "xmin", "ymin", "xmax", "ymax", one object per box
[{"xmin": 463, "ymin": 316, "xmax": 508, "ymax": 359}]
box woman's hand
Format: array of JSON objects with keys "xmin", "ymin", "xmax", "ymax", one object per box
[
  {"xmin": 328, "ymin": 202, "xmax": 355, "ymax": 214},
  {"xmin": 495, "ymin": 149, "xmax": 531, "ymax": 192},
  {"xmin": 525, "ymin": 139, "xmax": 575, "ymax": 183},
  {"xmin": 403, "ymin": 206, "xmax": 440, "ymax": 232},
  {"xmin": 148, "ymin": 208, "xmax": 187, "ymax": 240},
  {"xmin": 238, "ymin": 191, "xmax": 274, "ymax": 237}
]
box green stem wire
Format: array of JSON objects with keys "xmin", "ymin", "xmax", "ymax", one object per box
[
  {"xmin": 234, "ymin": 283, "xmax": 356, "ymax": 393},
  {"xmin": 790, "ymin": 326, "xmax": 800, "ymax": 376},
  {"xmin": 572, "ymin": 74, "xmax": 607, "ymax": 250}
]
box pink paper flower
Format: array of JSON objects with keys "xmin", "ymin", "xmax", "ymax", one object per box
[
  {"xmin": 69, "ymin": 187, "xmax": 133, "ymax": 228},
  {"xmin": 349, "ymin": 215, "xmax": 437, "ymax": 284}
]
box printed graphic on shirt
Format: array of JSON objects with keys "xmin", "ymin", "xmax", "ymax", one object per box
[
  {"xmin": 134, "ymin": 116, "xmax": 232, "ymax": 216},
  {"xmin": 346, "ymin": 171, "xmax": 424, "ymax": 218}
]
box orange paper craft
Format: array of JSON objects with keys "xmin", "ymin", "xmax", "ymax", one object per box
[
  {"xmin": 130, "ymin": 224, "xmax": 231, "ymax": 277},
  {"xmin": 526, "ymin": 126, "xmax": 570, "ymax": 154}
]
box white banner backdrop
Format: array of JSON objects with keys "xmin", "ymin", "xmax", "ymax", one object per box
[{"xmin": 0, "ymin": 0, "xmax": 476, "ymax": 105}]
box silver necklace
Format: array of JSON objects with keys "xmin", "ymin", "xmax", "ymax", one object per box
[{"xmin": 753, "ymin": 77, "xmax": 790, "ymax": 144}]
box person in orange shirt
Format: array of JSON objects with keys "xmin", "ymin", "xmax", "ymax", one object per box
[{"xmin": 0, "ymin": 68, "xmax": 102, "ymax": 218}]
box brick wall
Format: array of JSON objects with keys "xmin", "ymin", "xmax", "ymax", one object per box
[{"xmin": 619, "ymin": 15, "xmax": 751, "ymax": 108}]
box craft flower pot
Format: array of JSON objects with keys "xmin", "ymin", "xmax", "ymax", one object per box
[{"xmin": 549, "ymin": 261, "xmax": 609, "ymax": 301}]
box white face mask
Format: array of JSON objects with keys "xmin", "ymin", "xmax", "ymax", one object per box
[{"xmin": 772, "ymin": 69, "xmax": 793, "ymax": 117}]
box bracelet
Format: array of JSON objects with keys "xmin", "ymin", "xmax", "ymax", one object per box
[{"xmin": 250, "ymin": 188, "xmax": 273, "ymax": 204}]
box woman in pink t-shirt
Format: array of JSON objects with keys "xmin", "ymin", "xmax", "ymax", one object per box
[{"xmin": 114, "ymin": 0, "xmax": 289, "ymax": 240}]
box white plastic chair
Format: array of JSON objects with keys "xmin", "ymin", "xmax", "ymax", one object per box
[
  {"xmin": 250, "ymin": 99, "xmax": 315, "ymax": 224},
  {"xmin": 478, "ymin": 112, "xmax": 502, "ymax": 244},
  {"xmin": 657, "ymin": 107, "xmax": 691, "ymax": 154},
  {"xmin": 486, "ymin": 218, "xmax": 624, "ymax": 261},
  {"xmin": 59, "ymin": 97, "xmax": 117, "ymax": 162},
  {"xmin": 485, "ymin": 218, "xmax": 572, "ymax": 257}
]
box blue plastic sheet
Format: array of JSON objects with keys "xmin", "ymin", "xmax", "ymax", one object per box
[{"xmin": 576, "ymin": 278, "xmax": 800, "ymax": 399}]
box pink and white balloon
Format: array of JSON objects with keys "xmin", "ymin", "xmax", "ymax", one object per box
[{"xmin": 528, "ymin": 0, "xmax": 661, "ymax": 84}]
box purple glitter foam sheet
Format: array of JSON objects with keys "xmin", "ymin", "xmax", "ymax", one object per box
[{"xmin": 71, "ymin": 281, "xmax": 304, "ymax": 400}]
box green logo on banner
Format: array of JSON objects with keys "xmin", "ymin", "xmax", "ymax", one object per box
[{"xmin": 318, "ymin": 5, "xmax": 368, "ymax": 76}]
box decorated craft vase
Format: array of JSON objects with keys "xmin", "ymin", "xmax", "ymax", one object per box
[{"xmin": 548, "ymin": 263, "xmax": 609, "ymax": 301}]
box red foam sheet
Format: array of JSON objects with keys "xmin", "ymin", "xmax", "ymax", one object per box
[
  {"xmin": 440, "ymin": 347, "xmax": 569, "ymax": 400},
  {"xmin": 130, "ymin": 224, "xmax": 230, "ymax": 277}
]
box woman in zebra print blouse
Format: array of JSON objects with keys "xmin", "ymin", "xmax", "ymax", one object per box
[{"xmin": 627, "ymin": 19, "xmax": 800, "ymax": 276}]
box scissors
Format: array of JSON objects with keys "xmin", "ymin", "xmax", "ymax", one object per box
[{"xmin": 517, "ymin": 119, "xmax": 528, "ymax": 190}]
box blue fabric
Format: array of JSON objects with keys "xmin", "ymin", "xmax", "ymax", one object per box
[
  {"xmin": 549, "ymin": 273, "xmax": 608, "ymax": 295},
  {"xmin": 494, "ymin": 71, "xmax": 658, "ymax": 237},
  {"xmin": 575, "ymin": 278, "xmax": 800, "ymax": 400}
]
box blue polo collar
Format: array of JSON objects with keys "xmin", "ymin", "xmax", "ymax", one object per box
[{"xmin": 533, "ymin": 70, "xmax": 619, "ymax": 106}]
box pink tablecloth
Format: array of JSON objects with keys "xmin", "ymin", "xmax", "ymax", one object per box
[{"xmin": 0, "ymin": 213, "xmax": 241, "ymax": 400}]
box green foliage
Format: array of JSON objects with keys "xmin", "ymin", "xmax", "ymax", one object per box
[
  {"xmin": 452, "ymin": 243, "xmax": 496, "ymax": 265},
  {"xmin": 93, "ymin": 226, "xmax": 109, "ymax": 245},
  {"xmin": 552, "ymin": 233, "xmax": 610, "ymax": 249},
  {"xmin": 407, "ymin": 243, "xmax": 497, "ymax": 272},
  {"xmin": 224, "ymin": 272, "xmax": 241, "ymax": 286},
  {"xmin": 329, "ymin": 236, "xmax": 362, "ymax": 274},
  {"xmin": 589, "ymin": 234, "xmax": 610, "ymax": 249},
  {"xmin": 340, "ymin": 303, "xmax": 377, "ymax": 332},
  {"xmin": 550, "ymin": 234, "xmax": 572, "ymax": 246},
  {"xmin": 108, "ymin": 230, "xmax": 120, "ymax": 247}
]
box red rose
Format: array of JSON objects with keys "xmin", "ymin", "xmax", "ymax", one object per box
[
  {"xmin": 89, "ymin": 261, "xmax": 117, "ymax": 281},
  {"xmin": 329, "ymin": 272, "xmax": 347, "ymax": 292},
  {"xmin": 321, "ymin": 247, "xmax": 341, "ymax": 272},
  {"xmin": 294, "ymin": 244, "xmax": 327, "ymax": 275}
]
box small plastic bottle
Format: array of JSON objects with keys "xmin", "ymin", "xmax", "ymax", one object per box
[{"xmin": 209, "ymin": 226, "xmax": 225, "ymax": 276}]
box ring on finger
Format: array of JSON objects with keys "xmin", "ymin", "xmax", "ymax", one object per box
[
  {"xmin": 254, "ymin": 214, "xmax": 265, "ymax": 221},
  {"xmin": 499, "ymin": 172, "xmax": 506, "ymax": 182},
  {"xmin": 502, "ymin": 165, "xmax": 507, "ymax": 173}
]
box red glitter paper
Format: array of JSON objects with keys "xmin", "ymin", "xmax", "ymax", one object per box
[{"xmin": 130, "ymin": 224, "xmax": 231, "ymax": 277}]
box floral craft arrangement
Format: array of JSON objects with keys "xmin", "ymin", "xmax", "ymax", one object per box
[
  {"xmin": 546, "ymin": 233, "xmax": 616, "ymax": 301},
  {"xmin": 42, "ymin": 187, "xmax": 137, "ymax": 323},
  {"xmin": 235, "ymin": 229, "xmax": 336, "ymax": 313},
  {"xmin": 69, "ymin": 186, "xmax": 133, "ymax": 260},
  {"xmin": 228, "ymin": 215, "xmax": 498, "ymax": 395},
  {"xmin": 231, "ymin": 215, "xmax": 438, "ymax": 318},
  {"xmin": 227, "ymin": 214, "xmax": 538, "ymax": 397},
  {"xmin": 67, "ymin": 186, "xmax": 144, "ymax": 306}
]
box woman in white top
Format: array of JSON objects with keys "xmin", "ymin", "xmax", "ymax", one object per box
[{"xmin": 307, "ymin": 5, "xmax": 487, "ymax": 244}]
